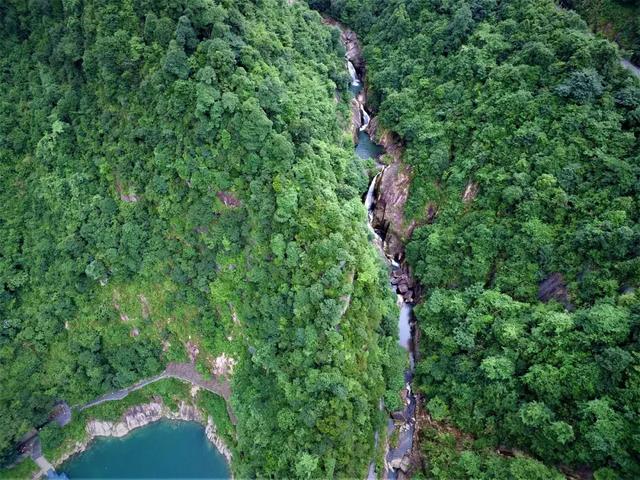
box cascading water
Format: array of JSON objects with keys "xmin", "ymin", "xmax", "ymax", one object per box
[
  {"xmin": 345, "ymin": 46, "xmax": 418, "ymax": 480},
  {"xmin": 347, "ymin": 60, "xmax": 360, "ymax": 86},
  {"xmin": 621, "ymin": 59, "xmax": 640, "ymax": 79},
  {"xmin": 364, "ymin": 171, "xmax": 382, "ymax": 218},
  {"xmin": 360, "ymin": 104, "xmax": 371, "ymax": 131}
]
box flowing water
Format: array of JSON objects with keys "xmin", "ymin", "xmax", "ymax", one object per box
[
  {"xmin": 347, "ymin": 48, "xmax": 416, "ymax": 480},
  {"xmin": 347, "ymin": 60, "xmax": 360, "ymax": 86},
  {"xmin": 621, "ymin": 59, "xmax": 640, "ymax": 79},
  {"xmin": 60, "ymin": 420, "xmax": 230, "ymax": 479}
]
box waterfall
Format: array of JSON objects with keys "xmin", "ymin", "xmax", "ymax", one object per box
[
  {"xmin": 398, "ymin": 302, "xmax": 413, "ymax": 352},
  {"xmin": 360, "ymin": 104, "xmax": 370, "ymax": 131},
  {"xmin": 339, "ymin": 23, "xmax": 417, "ymax": 479},
  {"xmin": 347, "ymin": 60, "xmax": 360, "ymax": 86},
  {"xmin": 364, "ymin": 172, "xmax": 380, "ymax": 213}
]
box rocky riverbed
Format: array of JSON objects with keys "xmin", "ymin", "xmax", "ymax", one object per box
[{"xmin": 328, "ymin": 17, "xmax": 422, "ymax": 480}]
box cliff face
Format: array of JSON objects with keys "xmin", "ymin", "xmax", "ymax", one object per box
[
  {"xmin": 322, "ymin": 17, "xmax": 365, "ymax": 72},
  {"xmin": 367, "ymin": 119, "xmax": 413, "ymax": 255},
  {"xmin": 365, "ymin": 117, "xmax": 419, "ymax": 303},
  {"xmin": 51, "ymin": 400, "xmax": 232, "ymax": 476}
]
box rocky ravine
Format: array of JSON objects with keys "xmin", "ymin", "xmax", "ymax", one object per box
[
  {"xmin": 327, "ymin": 17, "xmax": 423, "ymax": 480},
  {"xmin": 366, "ymin": 118, "xmax": 419, "ymax": 306},
  {"xmin": 44, "ymin": 399, "xmax": 232, "ymax": 480}
]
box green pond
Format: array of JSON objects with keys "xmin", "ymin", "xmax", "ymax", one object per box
[{"xmin": 60, "ymin": 420, "xmax": 230, "ymax": 479}]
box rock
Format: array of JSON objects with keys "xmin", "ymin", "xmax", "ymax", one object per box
[
  {"xmin": 367, "ymin": 120, "xmax": 414, "ymax": 264},
  {"xmin": 130, "ymin": 328, "xmax": 140, "ymax": 337},
  {"xmin": 462, "ymin": 181, "xmax": 479, "ymax": 203},
  {"xmin": 399, "ymin": 456, "xmax": 412, "ymax": 473},
  {"xmin": 115, "ymin": 178, "xmax": 140, "ymax": 203},
  {"xmin": 321, "ymin": 17, "xmax": 364, "ymax": 71},
  {"xmin": 205, "ymin": 416, "xmax": 233, "ymax": 462},
  {"xmin": 392, "ymin": 410, "xmax": 407, "ymax": 422},
  {"xmin": 216, "ymin": 191, "xmax": 241, "ymax": 208},
  {"xmin": 342, "ymin": 29, "xmax": 364, "ymax": 69},
  {"xmin": 538, "ymin": 273, "xmax": 571, "ymax": 309},
  {"xmin": 371, "ymin": 160, "xmax": 414, "ymax": 260},
  {"xmin": 211, "ymin": 353, "xmax": 237, "ymax": 377},
  {"xmin": 120, "ymin": 193, "xmax": 139, "ymax": 203},
  {"xmin": 80, "ymin": 400, "xmax": 233, "ymax": 468},
  {"xmin": 397, "ymin": 470, "xmax": 410, "ymax": 480},
  {"xmin": 186, "ymin": 340, "xmax": 200, "ymax": 363},
  {"xmin": 86, "ymin": 402, "xmax": 160, "ymax": 438}
]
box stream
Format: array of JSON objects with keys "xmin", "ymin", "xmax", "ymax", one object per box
[
  {"xmin": 621, "ymin": 59, "xmax": 640, "ymax": 79},
  {"xmin": 345, "ymin": 38, "xmax": 417, "ymax": 480}
]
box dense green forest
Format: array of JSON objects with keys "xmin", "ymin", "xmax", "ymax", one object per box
[
  {"xmin": 562, "ymin": 0, "xmax": 640, "ymax": 64},
  {"xmin": 0, "ymin": 0, "xmax": 403, "ymax": 476},
  {"xmin": 313, "ymin": 0, "xmax": 640, "ymax": 478}
]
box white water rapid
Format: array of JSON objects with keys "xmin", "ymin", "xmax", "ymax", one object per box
[
  {"xmin": 347, "ymin": 60, "xmax": 360, "ymax": 86},
  {"xmin": 360, "ymin": 104, "xmax": 371, "ymax": 131}
]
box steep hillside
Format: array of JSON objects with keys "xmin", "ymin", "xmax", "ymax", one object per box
[
  {"xmin": 564, "ymin": 0, "xmax": 640, "ymax": 64},
  {"xmin": 0, "ymin": 0, "xmax": 402, "ymax": 476}
]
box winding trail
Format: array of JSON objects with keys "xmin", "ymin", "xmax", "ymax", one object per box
[{"xmin": 76, "ymin": 362, "xmax": 235, "ymax": 423}]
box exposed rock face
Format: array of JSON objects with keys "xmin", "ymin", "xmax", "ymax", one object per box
[
  {"xmin": 205, "ymin": 416, "xmax": 232, "ymax": 461},
  {"xmin": 115, "ymin": 178, "xmax": 139, "ymax": 203},
  {"xmin": 365, "ymin": 116, "xmax": 417, "ymax": 286},
  {"xmin": 87, "ymin": 402, "xmax": 167, "ymax": 438},
  {"xmin": 342, "ymin": 29, "xmax": 364, "ymax": 71},
  {"xmin": 372, "ymin": 160, "xmax": 415, "ymax": 263},
  {"xmin": 216, "ymin": 191, "xmax": 241, "ymax": 208},
  {"xmin": 48, "ymin": 400, "xmax": 233, "ymax": 480},
  {"xmin": 86, "ymin": 401, "xmax": 206, "ymax": 438},
  {"xmin": 539, "ymin": 273, "xmax": 572, "ymax": 309},
  {"xmin": 462, "ymin": 181, "xmax": 479, "ymax": 203},
  {"xmin": 211, "ymin": 353, "xmax": 237, "ymax": 377},
  {"xmin": 84, "ymin": 401, "xmax": 232, "ymax": 462},
  {"xmin": 322, "ymin": 17, "xmax": 364, "ymax": 71}
]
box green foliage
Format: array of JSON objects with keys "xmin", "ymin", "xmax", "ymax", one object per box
[
  {"xmin": 0, "ymin": 0, "xmax": 400, "ymax": 476},
  {"xmin": 570, "ymin": 0, "xmax": 640, "ymax": 64},
  {"xmin": 416, "ymin": 425, "xmax": 564, "ymax": 480},
  {"xmin": 316, "ymin": 0, "xmax": 640, "ymax": 477},
  {"xmin": 196, "ymin": 390, "xmax": 235, "ymax": 448}
]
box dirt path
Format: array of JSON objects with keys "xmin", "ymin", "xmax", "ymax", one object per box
[{"xmin": 76, "ymin": 362, "xmax": 235, "ymax": 423}]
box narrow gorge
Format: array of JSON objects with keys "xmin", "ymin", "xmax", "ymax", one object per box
[{"xmin": 329, "ymin": 18, "xmax": 422, "ymax": 479}]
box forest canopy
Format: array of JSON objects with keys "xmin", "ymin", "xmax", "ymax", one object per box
[
  {"xmin": 313, "ymin": 0, "xmax": 640, "ymax": 477},
  {"xmin": 0, "ymin": 0, "xmax": 402, "ymax": 476}
]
